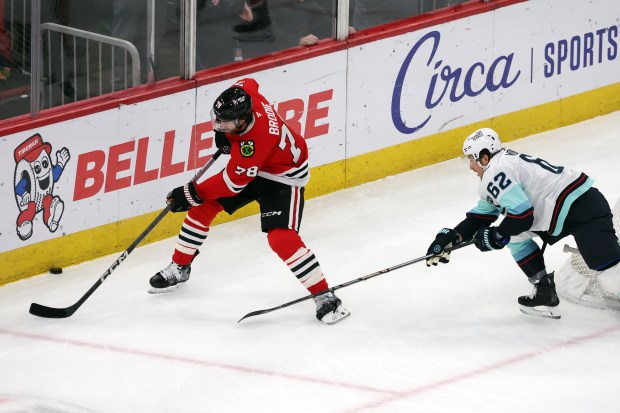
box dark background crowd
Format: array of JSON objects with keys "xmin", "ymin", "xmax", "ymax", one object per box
[{"xmin": 0, "ymin": 0, "xmax": 466, "ymax": 121}]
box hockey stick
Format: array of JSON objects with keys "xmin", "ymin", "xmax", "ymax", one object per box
[
  {"xmin": 29, "ymin": 150, "xmax": 223, "ymax": 319},
  {"xmin": 238, "ymin": 239, "xmax": 475, "ymax": 323}
]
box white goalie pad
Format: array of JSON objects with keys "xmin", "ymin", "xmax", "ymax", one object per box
[
  {"xmin": 598, "ymin": 264, "xmax": 620, "ymax": 297},
  {"xmin": 556, "ymin": 252, "xmax": 620, "ymax": 311},
  {"xmin": 556, "ymin": 196, "xmax": 620, "ymax": 311},
  {"xmin": 555, "ymin": 257, "xmax": 590, "ymax": 298}
]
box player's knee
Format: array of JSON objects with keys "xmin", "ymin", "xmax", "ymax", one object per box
[
  {"xmin": 267, "ymin": 228, "xmax": 305, "ymax": 260},
  {"xmin": 187, "ymin": 199, "xmax": 223, "ymax": 225}
]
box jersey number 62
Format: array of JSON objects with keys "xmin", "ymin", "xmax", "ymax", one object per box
[{"xmin": 487, "ymin": 172, "xmax": 512, "ymax": 198}]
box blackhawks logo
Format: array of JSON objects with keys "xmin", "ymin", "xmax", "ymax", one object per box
[{"xmin": 240, "ymin": 140, "xmax": 255, "ymax": 157}]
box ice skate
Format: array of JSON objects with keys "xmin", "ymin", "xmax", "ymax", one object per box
[
  {"xmin": 518, "ymin": 272, "xmax": 561, "ymax": 319},
  {"xmin": 148, "ymin": 262, "xmax": 192, "ymax": 294},
  {"xmin": 313, "ymin": 292, "xmax": 350, "ymax": 324}
]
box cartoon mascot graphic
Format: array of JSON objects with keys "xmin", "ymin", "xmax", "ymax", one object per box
[{"xmin": 13, "ymin": 133, "xmax": 70, "ymax": 240}]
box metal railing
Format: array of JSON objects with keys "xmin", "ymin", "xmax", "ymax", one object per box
[{"xmin": 40, "ymin": 22, "xmax": 140, "ymax": 109}]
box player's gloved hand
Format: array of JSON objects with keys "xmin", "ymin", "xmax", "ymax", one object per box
[
  {"xmin": 473, "ymin": 227, "xmax": 510, "ymax": 252},
  {"xmin": 426, "ymin": 228, "xmax": 460, "ymax": 266},
  {"xmin": 166, "ymin": 182, "xmax": 203, "ymax": 212},
  {"xmin": 215, "ymin": 131, "xmax": 231, "ymax": 154}
]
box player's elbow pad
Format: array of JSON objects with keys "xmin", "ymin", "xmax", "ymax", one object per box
[{"xmin": 498, "ymin": 209, "xmax": 534, "ymax": 236}]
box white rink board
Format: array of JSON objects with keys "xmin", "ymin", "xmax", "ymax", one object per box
[
  {"xmin": 346, "ymin": 0, "xmax": 619, "ymax": 156},
  {"xmin": 0, "ymin": 90, "xmax": 202, "ymax": 252}
]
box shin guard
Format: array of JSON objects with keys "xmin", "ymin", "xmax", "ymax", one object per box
[
  {"xmin": 267, "ymin": 228, "xmax": 329, "ymax": 293},
  {"xmin": 172, "ymin": 200, "xmax": 223, "ymax": 265}
]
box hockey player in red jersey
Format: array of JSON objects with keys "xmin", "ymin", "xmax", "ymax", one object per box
[{"xmin": 150, "ymin": 77, "xmax": 350, "ymax": 324}]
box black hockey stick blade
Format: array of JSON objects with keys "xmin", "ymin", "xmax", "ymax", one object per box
[
  {"xmin": 29, "ymin": 271, "xmax": 106, "ymax": 318},
  {"xmin": 29, "ymin": 302, "xmax": 77, "ymax": 318},
  {"xmin": 29, "ymin": 151, "xmax": 222, "ymax": 319},
  {"xmin": 237, "ymin": 293, "xmax": 319, "ymax": 322},
  {"xmin": 28, "ymin": 236, "xmax": 150, "ymax": 319},
  {"xmin": 238, "ymin": 239, "xmax": 475, "ymax": 323}
]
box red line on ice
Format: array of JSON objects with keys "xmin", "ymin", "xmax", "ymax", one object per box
[
  {"xmin": 346, "ymin": 324, "xmax": 620, "ymax": 412},
  {"xmin": 0, "ymin": 328, "xmax": 397, "ymax": 396}
]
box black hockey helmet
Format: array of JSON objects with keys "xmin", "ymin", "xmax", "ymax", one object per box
[{"xmin": 212, "ymin": 87, "xmax": 252, "ymax": 122}]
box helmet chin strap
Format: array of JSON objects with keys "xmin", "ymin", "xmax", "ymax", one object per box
[
  {"xmin": 237, "ymin": 112, "xmax": 254, "ymax": 133},
  {"xmin": 213, "ymin": 118, "xmax": 246, "ymax": 133}
]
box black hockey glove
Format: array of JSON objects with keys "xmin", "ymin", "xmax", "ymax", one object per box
[
  {"xmin": 214, "ymin": 131, "xmax": 231, "ymax": 154},
  {"xmin": 473, "ymin": 227, "xmax": 510, "ymax": 252},
  {"xmin": 166, "ymin": 182, "xmax": 203, "ymax": 212},
  {"xmin": 426, "ymin": 228, "xmax": 460, "ymax": 267}
]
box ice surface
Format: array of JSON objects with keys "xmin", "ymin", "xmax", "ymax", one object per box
[{"xmin": 1, "ymin": 112, "xmax": 619, "ymax": 412}]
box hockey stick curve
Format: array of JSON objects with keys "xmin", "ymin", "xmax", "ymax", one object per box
[
  {"xmin": 237, "ymin": 239, "xmax": 475, "ymax": 323},
  {"xmin": 29, "ymin": 150, "xmax": 223, "ymax": 319}
]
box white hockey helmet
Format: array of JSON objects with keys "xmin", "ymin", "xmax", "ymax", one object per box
[{"xmin": 463, "ymin": 128, "xmax": 502, "ymax": 165}]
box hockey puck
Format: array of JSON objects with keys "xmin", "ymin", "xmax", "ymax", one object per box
[{"xmin": 49, "ymin": 267, "xmax": 63, "ymax": 274}]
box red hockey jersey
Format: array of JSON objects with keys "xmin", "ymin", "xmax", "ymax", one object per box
[{"xmin": 196, "ymin": 78, "xmax": 310, "ymax": 200}]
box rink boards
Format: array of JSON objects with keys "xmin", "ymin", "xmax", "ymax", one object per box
[{"xmin": 0, "ymin": 0, "xmax": 618, "ymax": 282}]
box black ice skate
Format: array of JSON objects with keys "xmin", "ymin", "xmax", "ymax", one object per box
[
  {"xmin": 313, "ymin": 292, "xmax": 350, "ymax": 324},
  {"xmin": 518, "ymin": 272, "xmax": 561, "ymax": 319},
  {"xmin": 148, "ymin": 262, "xmax": 192, "ymax": 294}
]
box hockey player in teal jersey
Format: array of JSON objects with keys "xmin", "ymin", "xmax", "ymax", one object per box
[{"xmin": 426, "ymin": 128, "xmax": 620, "ymax": 319}]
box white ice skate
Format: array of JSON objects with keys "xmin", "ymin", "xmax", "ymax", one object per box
[
  {"xmin": 313, "ymin": 292, "xmax": 350, "ymax": 324},
  {"xmin": 148, "ymin": 262, "xmax": 191, "ymax": 294}
]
